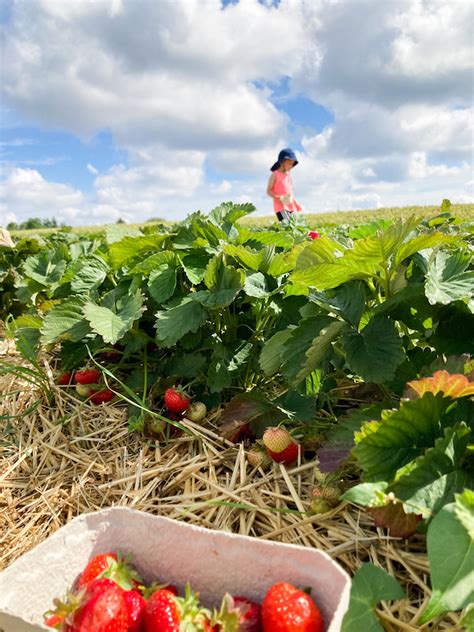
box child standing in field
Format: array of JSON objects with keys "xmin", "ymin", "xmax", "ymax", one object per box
[{"xmin": 267, "ymin": 148, "xmax": 302, "ymax": 222}]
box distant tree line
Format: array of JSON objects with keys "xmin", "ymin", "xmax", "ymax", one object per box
[{"xmin": 6, "ymin": 217, "xmax": 69, "ymax": 230}]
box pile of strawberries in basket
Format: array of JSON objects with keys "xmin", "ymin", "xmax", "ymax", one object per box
[{"xmin": 44, "ymin": 551, "xmax": 325, "ymax": 631}]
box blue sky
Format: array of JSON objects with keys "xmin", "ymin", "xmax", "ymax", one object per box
[{"xmin": 0, "ymin": 0, "xmax": 472, "ymax": 226}]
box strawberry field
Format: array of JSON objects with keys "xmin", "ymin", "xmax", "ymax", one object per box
[{"xmin": 1, "ymin": 203, "xmax": 474, "ymax": 630}]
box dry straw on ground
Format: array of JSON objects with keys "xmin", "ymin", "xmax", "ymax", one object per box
[{"xmin": 0, "ymin": 347, "xmax": 463, "ymax": 631}]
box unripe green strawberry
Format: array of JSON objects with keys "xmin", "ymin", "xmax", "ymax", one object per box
[
  {"xmin": 247, "ymin": 444, "xmax": 272, "ymax": 470},
  {"xmin": 76, "ymin": 383, "xmax": 92, "ymax": 397},
  {"xmin": 186, "ymin": 401, "xmax": 207, "ymax": 422},
  {"xmin": 262, "ymin": 427, "xmax": 293, "ymax": 453},
  {"xmin": 310, "ymin": 498, "xmax": 333, "ymax": 514},
  {"xmin": 311, "ymin": 483, "xmax": 342, "ymax": 510}
]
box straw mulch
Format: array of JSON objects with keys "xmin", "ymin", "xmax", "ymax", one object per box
[{"xmin": 0, "ymin": 350, "xmax": 464, "ymax": 631}]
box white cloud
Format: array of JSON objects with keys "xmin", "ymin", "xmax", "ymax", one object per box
[
  {"xmin": 0, "ymin": 0, "xmax": 472, "ymax": 225},
  {"xmin": 0, "ymin": 167, "xmax": 84, "ymax": 225}
]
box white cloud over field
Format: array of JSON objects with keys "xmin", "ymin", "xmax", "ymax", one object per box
[{"xmin": 0, "ymin": 0, "xmax": 472, "ymax": 225}]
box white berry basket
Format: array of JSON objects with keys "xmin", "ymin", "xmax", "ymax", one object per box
[{"xmin": 0, "ymin": 507, "xmax": 351, "ymax": 631}]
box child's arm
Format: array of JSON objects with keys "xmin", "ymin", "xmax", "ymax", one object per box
[{"xmin": 267, "ymin": 173, "xmax": 279, "ymax": 199}]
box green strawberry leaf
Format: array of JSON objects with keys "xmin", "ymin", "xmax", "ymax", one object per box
[
  {"xmin": 41, "ymin": 297, "xmax": 92, "ymax": 344},
  {"xmin": 425, "ymin": 250, "xmax": 474, "ymax": 306},
  {"xmin": 108, "ymin": 234, "xmax": 169, "ymax": 269},
  {"xmin": 296, "ymin": 320, "xmax": 346, "ymax": 382},
  {"xmin": 420, "ymin": 490, "xmax": 474, "ymax": 623},
  {"xmin": 392, "ymin": 423, "xmax": 473, "ymax": 518},
  {"xmin": 259, "ymin": 329, "xmax": 293, "ymax": 376},
  {"xmin": 155, "ymin": 296, "xmax": 207, "ymax": 348},
  {"xmin": 83, "ymin": 292, "xmax": 145, "ymax": 345},
  {"xmin": 147, "ymin": 265, "xmax": 177, "ymax": 304},
  {"xmin": 352, "ymin": 393, "xmax": 449, "ymax": 482},
  {"xmin": 341, "ymin": 317, "xmax": 405, "ymax": 383},
  {"xmin": 243, "ymin": 272, "xmax": 269, "ymax": 298},
  {"xmin": 22, "ymin": 247, "xmax": 68, "ymax": 290},
  {"xmin": 223, "ymin": 244, "xmax": 262, "ymax": 271},
  {"xmin": 68, "ymin": 255, "xmax": 109, "ymax": 294},
  {"xmin": 179, "ymin": 250, "xmax": 209, "ymax": 284},
  {"xmin": 341, "ymin": 563, "xmax": 404, "ymax": 632}
]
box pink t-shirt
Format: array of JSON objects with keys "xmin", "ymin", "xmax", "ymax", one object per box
[{"xmin": 270, "ymin": 170, "xmax": 302, "ymax": 213}]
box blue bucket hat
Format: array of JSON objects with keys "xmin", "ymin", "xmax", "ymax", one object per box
[{"xmin": 270, "ymin": 147, "xmax": 299, "ymax": 171}]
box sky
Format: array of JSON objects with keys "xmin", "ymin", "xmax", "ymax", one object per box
[{"xmin": 0, "ymin": 0, "xmax": 473, "ymax": 226}]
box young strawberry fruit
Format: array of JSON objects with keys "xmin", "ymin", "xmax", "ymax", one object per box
[
  {"xmin": 263, "ymin": 427, "xmax": 300, "ymax": 465},
  {"xmin": 186, "ymin": 401, "xmax": 207, "ymax": 422},
  {"xmin": 71, "ymin": 578, "xmax": 128, "ymax": 632},
  {"xmin": 123, "ymin": 590, "xmax": 147, "ymax": 632},
  {"xmin": 76, "ymin": 383, "xmax": 93, "ymax": 398},
  {"xmin": 75, "ymin": 368, "xmax": 101, "ymax": 385},
  {"xmin": 247, "ymin": 444, "xmax": 272, "ymax": 470},
  {"xmin": 164, "ymin": 387, "xmax": 190, "ymax": 414},
  {"xmin": 89, "ymin": 389, "xmax": 114, "ymax": 405},
  {"xmin": 58, "ymin": 372, "xmax": 73, "ymax": 386},
  {"xmin": 262, "ymin": 582, "xmax": 324, "ymax": 632}
]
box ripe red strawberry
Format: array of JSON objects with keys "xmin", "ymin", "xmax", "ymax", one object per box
[
  {"xmin": 308, "ymin": 231, "xmax": 320, "ymax": 240},
  {"xmin": 233, "ymin": 596, "xmax": 261, "ymax": 631},
  {"xmin": 144, "ymin": 586, "xmax": 210, "ymax": 632},
  {"xmin": 164, "ymin": 387, "xmax": 190, "ymax": 413},
  {"xmin": 71, "ymin": 578, "xmax": 128, "ymax": 632},
  {"xmin": 78, "ymin": 553, "xmax": 118, "ymax": 589},
  {"xmin": 75, "ymin": 369, "xmax": 101, "ymax": 385},
  {"xmin": 58, "ymin": 372, "xmax": 73, "ymax": 385},
  {"xmin": 123, "ymin": 590, "xmax": 147, "ymax": 632},
  {"xmin": 89, "ymin": 389, "xmax": 114, "ymax": 405},
  {"xmin": 143, "ymin": 589, "xmax": 180, "ymax": 631},
  {"xmin": 263, "ymin": 427, "xmax": 300, "ymax": 465},
  {"xmin": 268, "ymin": 442, "xmax": 300, "ymax": 465},
  {"xmin": 262, "ymin": 582, "xmax": 324, "ymax": 632},
  {"xmin": 78, "ymin": 552, "xmax": 142, "ymax": 591}
]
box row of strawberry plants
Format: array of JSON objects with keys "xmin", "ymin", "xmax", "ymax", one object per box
[{"xmin": 1, "ymin": 204, "xmax": 473, "ymax": 625}]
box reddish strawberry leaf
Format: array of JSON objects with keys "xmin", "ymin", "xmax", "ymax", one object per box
[
  {"xmin": 369, "ymin": 502, "xmax": 422, "ymax": 538},
  {"xmin": 407, "ymin": 370, "xmax": 474, "ymax": 400}
]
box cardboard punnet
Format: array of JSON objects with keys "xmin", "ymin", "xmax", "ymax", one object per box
[{"xmin": 0, "ymin": 507, "xmax": 351, "ymax": 631}]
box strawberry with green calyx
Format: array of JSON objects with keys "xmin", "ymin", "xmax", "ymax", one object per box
[
  {"xmin": 263, "ymin": 426, "xmax": 300, "ymax": 465},
  {"xmin": 262, "ymin": 582, "xmax": 324, "ymax": 632},
  {"xmin": 77, "ymin": 552, "xmax": 143, "ymax": 591},
  {"xmin": 144, "ymin": 584, "xmax": 211, "ymax": 632},
  {"xmin": 247, "ymin": 443, "xmax": 272, "ymax": 470},
  {"xmin": 214, "ymin": 594, "xmax": 261, "ymax": 631},
  {"xmin": 89, "ymin": 388, "xmax": 115, "ymax": 405},
  {"xmin": 164, "ymin": 387, "xmax": 190, "ymax": 414},
  {"xmin": 186, "ymin": 401, "xmax": 207, "ymax": 422},
  {"xmin": 75, "ymin": 368, "xmax": 101, "ymax": 385}
]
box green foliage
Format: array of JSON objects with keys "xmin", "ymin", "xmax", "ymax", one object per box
[
  {"xmin": 420, "ymin": 490, "xmax": 474, "ymax": 623},
  {"xmin": 341, "ymin": 563, "xmax": 404, "ymax": 631}
]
